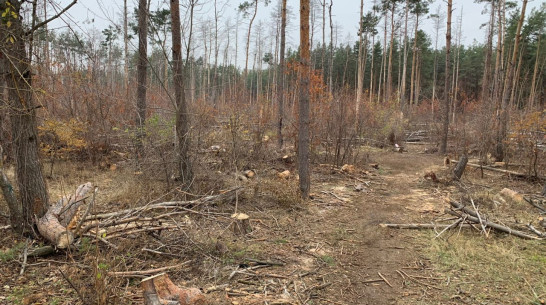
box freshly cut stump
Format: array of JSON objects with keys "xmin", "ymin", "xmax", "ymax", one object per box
[
  {"xmin": 141, "ymin": 273, "xmax": 206, "ymax": 305},
  {"xmin": 231, "ymin": 213, "xmax": 252, "ymax": 235}
]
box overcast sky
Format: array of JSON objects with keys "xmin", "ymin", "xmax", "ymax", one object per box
[{"xmin": 46, "ymin": 0, "xmax": 541, "ymax": 66}]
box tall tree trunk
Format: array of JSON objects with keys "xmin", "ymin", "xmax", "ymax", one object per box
[
  {"xmin": 492, "ymin": 0, "xmax": 505, "ymax": 114},
  {"xmin": 136, "ymin": 0, "xmax": 148, "ymax": 151},
  {"xmin": 401, "ymin": 0, "xmax": 409, "ymax": 113},
  {"xmin": 495, "ymin": 0, "xmax": 527, "ymax": 162},
  {"xmin": 298, "ymin": 0, "xmax": 311, "ymax": 199},
  {"xmin": 355, "ymin": 0, "xmax": 364, "ymax": 130},
  {"xmin": 528, "ymin": 35, "xmax": 541, "ymax": 109},
  {"xmin": 439, "ymin": 0, "xmax": 452, "ymax": 155},
  {"xmin": 277, "ymin": 0, "xmax": 287, "ymax": 149},
  {"xmin": 328, "ymin": 0, "xmax": 334, "ymax": 94},
  {"xmin": 124, "ymin": 0, "xmax": 129, "ymax": 106},
  {"xmin": 380, "ymin": 13, "xmax": 387, "ymax": 102},
  {"xmin": 244, "ymin": 0, "xmax": 258, "ymax": 79},
  {"xmin": 431, "ymin": 10, "xmax": 441, "ymax": 120},
  {"xmin": 0, "ymin": 0, "xmax": 49, "ymax": 233},
  {"xmin": 171, "ymin": 0, "xmax": 193, "ymax": 184},
  {"xmin": 409, "ymin": 13, "xmax": 419, "ymax": 107},
  {"xmin": 386, "ymin": 2, "xmax": 395, "ymax": 102},
  {"xmin": 481, "ymin": 0, "xmax": 495, "ymax": 103}
]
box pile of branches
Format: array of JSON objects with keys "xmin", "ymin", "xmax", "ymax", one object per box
[
  {"xmin": 33, "ymin": 183, "xmax": 241, "ymax": 253},
  {"xmin": 381, "ymin": 191, "xmax": 546, "ymax": 240}
]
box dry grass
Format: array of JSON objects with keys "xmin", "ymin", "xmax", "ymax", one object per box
[{"xmin": 420, "ymin": 220, "xmax": 546, "ymax": 304}]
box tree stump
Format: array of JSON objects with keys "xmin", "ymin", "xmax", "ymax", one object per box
[
  {"xmin": 452, "ymin": 155, "xmax": 468, "ymax": 180},
  {"xmin": 141, "ymin": 273, "xmax": 206, "ymax": 305},
  {"xmin": 231, "ymin": 213, "xmax": 252, "ymax": 235}
]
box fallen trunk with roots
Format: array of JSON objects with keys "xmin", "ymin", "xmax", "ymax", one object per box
[{"xmin": 34, "ymin": 185, "xmax": 240, "ymax": 250}]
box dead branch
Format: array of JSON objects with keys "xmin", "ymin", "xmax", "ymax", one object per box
[
  {"xmin": 448, "ymin": 201, "xmax": 542, "ymax": 240},
  {"xmin": 85, "ymin": 187, "xmax": 240, "ymax": 220},
  {"xmin": 453, "ymin": 160, "xmax": 545, "ymax": 180},
  {"xmin": 380, "ymin": 223, "xmax": 472, "ymax": 229},
  {"xmin": 108, "ymin": 261, "xmax": 191, "ymax": 277},
  {"xmin": 526, "ymin": 224, "xmax": 546, "ymax": 238},
  {"xmin": 523, "ymin": 197, "xmax": 546, "ymax": 213}
]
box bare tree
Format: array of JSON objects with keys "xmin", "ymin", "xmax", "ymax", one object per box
[
  {"xmin": 0, "ymin": 0, "xmax": 76, "ymax": 233},
  {"xmin": 299, "ymin": 0, "xmax": 311, "ymax": 199},
  {"xmin": 440, "ymin": 0, "xmax": 452, "ymax": 154},
  {"xmin": 495, "ymin": 0, "xmax": 527, "ymax": 161},
  {"xmin": 277, "ymin": 0, "xmax": 287, "ymax": 148},
  {"xmin": 355, "ymin": 0, "xmax": 365, "ymax": 130},
  {"xmin": 430, "ymin": 7, "xmax": 444, "ymax": 119},
  {"xmin": 136, "ymin": 0, "xmax": 148, "ymax": 151},
  {"xmin": 171, "ymin": 0, "xmax": 193, "ymax": 184}
]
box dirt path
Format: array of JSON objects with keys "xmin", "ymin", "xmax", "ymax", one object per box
[{"xmin": 306, "ymin": 150, "xmax": 447, "ymax": 304}]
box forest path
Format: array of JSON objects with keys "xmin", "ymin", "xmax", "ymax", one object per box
[{"xmin": 305, "ymin": 148, "xmax": 449, "ymax": 304}]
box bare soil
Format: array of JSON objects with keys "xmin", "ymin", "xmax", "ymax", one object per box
[{"xmin": 0, "ymin": 144, "xmax": 544, "ymax": 305}]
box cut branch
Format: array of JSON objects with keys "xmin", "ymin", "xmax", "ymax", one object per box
[{"xmin": 448, "ymin": 200, "xmax": 542, "ymax": 240}]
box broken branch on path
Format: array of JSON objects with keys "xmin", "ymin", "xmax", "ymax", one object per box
[
  {"xmin": 380, "ymin": 223, "xmax": 473, "ymax": 229},
  {"xmin": 448, "ymin": 200, "xmax": 543, "ymax": 240},
  {"xmin": 452, "ymin": 160, "xmax": 545, "ymax": 180}
]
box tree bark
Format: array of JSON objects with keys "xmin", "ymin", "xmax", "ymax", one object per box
[
  {"xmin": 439, "ymin": 0, "xmax": 452, "ymax": 155},
  {"xmin": 277, "ymin": 0, "xmax": 287, "ymax": 149},
  {"xmin": 452, "ymin": 154, "xmax": 467, "ymax": 180},
  {"xmin": 401, "ymin": 0, "xmax": 409, "ymax": 112},
  {"xmin": 0, "ymin": 0, "xmax": 49, "ymax": 233},
  {"xmin": 386, "ymin": 1, "xmax": 396, "ymax": 102},
  {"xmin": 171, "ymin": 0, "xmax": 193, "ymax": 184},
  {"xmin": 494, "ymin": 0, "xmax": 527, "ymax": 162},
  {"xmin": 299, "ymin": 0, "xmax": 311, "ymax": 199},
  {"xmin": 355, "ymin": 0, "xmax": 364, "ymax": 131},
  {"xmin": 136, "ymin": 0, "xmax": 148, "ymax": 152}
]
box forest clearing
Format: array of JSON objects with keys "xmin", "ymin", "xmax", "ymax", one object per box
[{"xmin": 0, "ymin": 0, "xmax": 545, "ymax": 304}]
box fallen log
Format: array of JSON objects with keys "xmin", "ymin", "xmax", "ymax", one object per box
[
  {"xmin": 380, "ymin": 223, "xmax": 472, "ymax": 229},
  {"xmin": 452, "ymin": 160, "xmax": 545, "ymax": 180},
  {"xmin": 448, "ymin": 201, "xmax": 542, "ymax": 240},
  {"xmin": 36, "ymin": 183, "xmax": 93, "ymax": 248}
]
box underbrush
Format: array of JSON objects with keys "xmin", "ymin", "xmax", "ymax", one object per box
[{"xmin": 422, "ymin": 231, "xmax": 545, "ymax": 304}]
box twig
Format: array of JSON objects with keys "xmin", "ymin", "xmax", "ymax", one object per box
[
  {"xmin": 361, "ymin": 278, "xmax": 386, "ymax": 284},
  {"xmin": 434, "ymin": 218, "xmax": 463, "ymax": 239},
  {"xmin": 25, "ymin": 0, "xmax": 78, "ymax": 35},
  {"xmin": 74, "ymin": 187, "xmax": 98, "ymax": 235},
  {"xmin": 377, "ymin": 272, "xmax": 393, "ymax": 288},
  {"xmin": 59, "ymin": 267, "xmax": 87, "ymax": 305},
  {"xmin": 82, "ymin": 233, "xmax": 119, "ymax": 249},
  {"xmin": 142, "ymin": 248, "xmax": 183, "ymax": 258},
  {"xmin": 20, "ymin": 240, "xmax": 29, "ymax": 275},
  {"xmin": 204, "ymin": 284, "xmax": 229, "ymax": 293},
  {"xmin": 302, "ymin": 282, "xmax": 331, "ymax": 293},
  {"xmin": 245, "ymin": 257, "xmax": 286, "ymax": 266},
  {"xmin": 470, "ymin": 198, "xmax": 489, "ymax": 237},
  {"xmin": 107, "ymin": 261, "xmax": 191, "ymax": 277},
  {"xmin": 396, "ymin": 269, "xmax": 441, "ymax": 290},
  {"xmin": 526, "ymin": 224, "xmax": 546, "ymax": 238},
  {"xmin": 523, "ymin": 197, "xmax": 546, "ymax": 213},
  {"xmin": 321, "ymin": 191, "xmax": 347, "ymax": 202}
]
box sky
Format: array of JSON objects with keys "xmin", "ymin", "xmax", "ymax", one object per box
[{"xmin": 45, "ymin": 0, "xmax": 541, "ymax": 66}]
